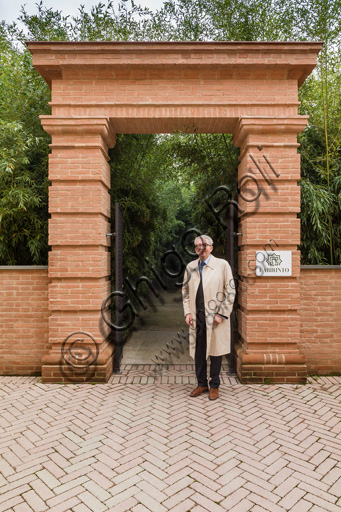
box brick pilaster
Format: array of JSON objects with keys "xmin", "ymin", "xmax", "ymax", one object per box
[
  {"xmin": 233, "ymin": 116, "xmax": 308, "ymax": 384},
  {"xmin": 40, "ymin": 117, "xmax": 116, "ymax": 383}
]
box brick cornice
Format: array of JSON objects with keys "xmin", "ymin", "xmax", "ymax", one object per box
[
  {"xmin": 233, "ymin": 116, "xmax": 309, "ymax": 151},
  {"xmin": 40, "ymin": 116, "xmax": 117, "ymax": 148},
  {"xmin": 27, "ymin": 41, "xmax": 322, "ymax": 88}
]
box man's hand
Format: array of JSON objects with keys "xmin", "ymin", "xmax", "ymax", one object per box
[
  {"xmin": 213, "ymin": 314, "xmax": 223, "ymax": 326},
  {"xmin": 185, "ymin": 313, "xmax": 193, "ymax": 326}
]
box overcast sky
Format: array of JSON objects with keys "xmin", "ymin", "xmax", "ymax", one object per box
[{"xmin": 1, "ymin": 0, "xmax": 165, "ymax": 26}]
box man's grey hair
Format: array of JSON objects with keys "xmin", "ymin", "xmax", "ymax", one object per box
[{"xmin": 194, "ymin": 234, "xmax": 213, "ymax": 246}]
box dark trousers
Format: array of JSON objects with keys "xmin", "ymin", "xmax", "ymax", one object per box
[{"xmin": 195, "ymin": 279, "xmax": 222, "ymax": 389}]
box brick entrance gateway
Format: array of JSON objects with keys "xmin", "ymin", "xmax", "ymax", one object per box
[{"xmin": 27, "ymin": 41, "xmax": 322, "ymax": 384}]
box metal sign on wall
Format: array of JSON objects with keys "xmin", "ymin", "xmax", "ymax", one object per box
[{"xmin": 256, "ymin": 251, "xmax": 292, "ymax": 276}]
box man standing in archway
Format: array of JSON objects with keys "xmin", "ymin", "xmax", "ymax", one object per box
[{"xmin": 182, "ymin": 235, "xmax": 235, "ymax": 400}]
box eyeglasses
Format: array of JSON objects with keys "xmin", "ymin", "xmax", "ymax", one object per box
[{"xmin": 195, "ymin": 243, "xmax": 211, "ymax": 249}]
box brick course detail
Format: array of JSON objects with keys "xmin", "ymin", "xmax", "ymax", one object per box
[
  {"xmin": 0, "ymin": 267, "xmax": 49, "ymax": 375},
  {"xmin": 1, "ymin": 267, "xmax": 339, "ymax": 378},
  {"xmin": 298, "ymin": 267, "xmax": 341, "ymax": 375}
]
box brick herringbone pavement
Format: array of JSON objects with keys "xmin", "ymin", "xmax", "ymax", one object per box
[{"xmin": 1, "ymin": 374, "xmax": 341, "ymax": 512}]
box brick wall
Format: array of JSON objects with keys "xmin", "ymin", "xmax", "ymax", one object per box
[
  {"xmin": 299, "ymin": 266, "xmax": 341, "ymax": 375},
  {"xmin": 0, "ymin": 267, "xmax": 50, "ymax": 376},
  {"xmin": 0, "ymin": 265, "xmax": 340, "ymax": 377}
]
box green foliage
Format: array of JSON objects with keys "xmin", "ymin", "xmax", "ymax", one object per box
[
  {"xmin": 109, "ymin": 134, "xmax": 195, "ymax": 281},
  {"xmin": 158, "ymin": 133, "xmax": 239, "ymax": 255},
  {"xmin": 0, "ymin": 0, "xmax": 340, "ymax": 267},
  {"xmin": 148, "ymin": 0, "xmax": 296, "ymax": 41},
  {"xmin": 0, "ymin": 121, "xmax": 48, "ymax": 264},
  {"xmin": 0, "ymin": 28, "xmax": 50, "ymax": 265},
  {"xmin": 298, "ymin": 49, "xmax": 341, "ymax": 264},
  {"xmin": 16, "ymin": 0, "xmax": 154, "ymax": 42}
]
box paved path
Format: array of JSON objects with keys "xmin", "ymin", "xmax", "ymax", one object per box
[
  {"xmin": 121, "ymin": 288, "xmax": 193, "ymax": 366},
  {"xmin": 1, "ymin": 375, "xmax": 341, "ymax": 512},
  {"xmin": 111, "ymin": 363, "xmax": 236, "ymax": 384},
  {"xmin": 0, "ymin": 374, "xmax": 341, "ymax": 512}
]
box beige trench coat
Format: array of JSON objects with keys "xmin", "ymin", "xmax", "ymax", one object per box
[{"xmin": 182, "ymin": 254, "xmax": 236, "ymax": 360}]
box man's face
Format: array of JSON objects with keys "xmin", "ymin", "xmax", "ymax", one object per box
[{"xmin": 195, "ymin": 237, "xmax": 213, "ymax": 261}]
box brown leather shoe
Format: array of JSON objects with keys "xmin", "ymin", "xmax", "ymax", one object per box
[
  {"xmin": 190, "ymin": 386, "xmax": 209, "ymax": 397},
  {"xmin": 209, "ymin": 387, "xmax": 219, "ymax": 400}
]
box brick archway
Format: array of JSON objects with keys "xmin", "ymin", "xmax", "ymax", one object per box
[{"xmin": 27, "ymin": 41, "xmax": 322, "ymax": 383}]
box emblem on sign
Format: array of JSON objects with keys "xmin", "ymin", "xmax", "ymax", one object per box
[
  {"xmin": 256, "ymin": 251, "xmax": 292, "ymax": 276},
  {"xmin": 266, "ymin": 253, "xmax": 283, "ymax": 266}
]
